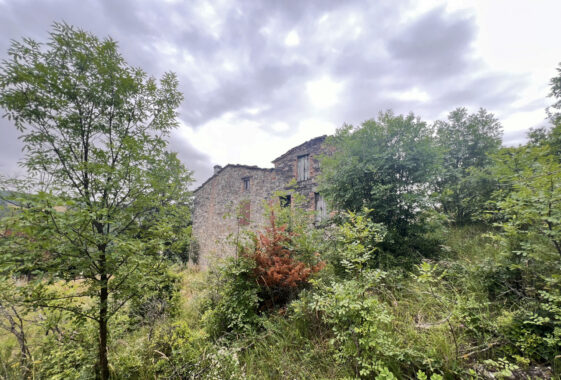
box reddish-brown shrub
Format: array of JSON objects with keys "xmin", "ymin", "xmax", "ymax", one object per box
[{"xmin": 244, "ymin": 211, "xmax": 324, "ymax": 309}]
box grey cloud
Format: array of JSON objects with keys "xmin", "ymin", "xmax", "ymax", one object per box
[
  {"xmin": 0, "ymin": 0, "xmax": 547, "ymax": 184},
  {"xmin": 503, "ymin": 128, "xmax": 529, "ymax": 146},
  {"xmin": 388, "ymin": 7, "xmax": 476, "ymax": 79},
  {"xmin": 427, "ymin": 73, "xmax": 524, "ymax": 115},
  {"xmin": 509, "ymin": 97, "xmax": 549, "ymax": 113},
  {"xmin": 329, "ymin": 6, "xmax": 532, "ymax": 126},
  {"xmin": 0, "ymin": 118, "xmax": 25, "ymax": 176},
  {"xmin": 168, "ymin": 131, "xmax": 213, "ymax": 188}
]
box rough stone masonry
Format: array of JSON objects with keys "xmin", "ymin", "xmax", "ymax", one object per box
[{"xmin": 192, "ymin": 135, "xmax": 329, "ymax": 267}]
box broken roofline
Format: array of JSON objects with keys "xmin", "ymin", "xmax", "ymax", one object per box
[
  {"xmin": 193, "ymin": 164, "xmax": 275, "ymax": 193},
  {"xmin": 271, "ymin": 135, "xmax": 327, "ymax": 164},
  {"xmin": 194, "ymin": 135, "xmax": 328, "ymax": 193}
]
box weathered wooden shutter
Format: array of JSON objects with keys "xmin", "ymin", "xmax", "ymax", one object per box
[
  {"xmin": 298, "ymin": 155, "xmax": 309, "ymax": 181},
  {"xmin": 315, "ymin": 193, "xmax": 327, "ymax": 221}
]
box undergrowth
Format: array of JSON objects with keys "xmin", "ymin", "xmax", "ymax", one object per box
[{"xmin": 2, "ymin": 221, "xmax": 560, "ymax": 379}]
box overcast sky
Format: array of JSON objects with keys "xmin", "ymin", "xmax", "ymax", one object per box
[{"xmin": 1, "ymin": 0, "xmax": 560, "ymax": 187}]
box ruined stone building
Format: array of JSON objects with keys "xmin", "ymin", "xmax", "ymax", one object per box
[{"xmin": 192, "ymin": 135, "xmax": 329, "ymax": 267}]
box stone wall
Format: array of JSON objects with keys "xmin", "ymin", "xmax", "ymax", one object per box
[
  {"xmin": 192, "ymin": 165, "xmax": 284, "ymax": 267},
  {"xmin": 272, "ymin": 135, "xmax": 328, "ymax": 210},
  {"xmin": 193, "ymin": 135, "xmax": 331, "ymax": 267}
]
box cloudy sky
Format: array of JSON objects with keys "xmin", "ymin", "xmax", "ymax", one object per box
[{"xmin": 1, "ymin": 0, "xmax": 560, "ymax": 187}]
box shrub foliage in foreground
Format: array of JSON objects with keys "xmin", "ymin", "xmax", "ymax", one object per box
[
  {"xmin": 202, "ymin": 209, "xmax": 324, "ymax": 339},
  {"xmin": 247, "ymin": 211, "xmax": 325, "ymax": 309}
]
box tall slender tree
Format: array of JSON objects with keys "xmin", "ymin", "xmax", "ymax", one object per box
[{"xmin": 0, "ymin": 23, "xmax": 190, "ymax": 379}]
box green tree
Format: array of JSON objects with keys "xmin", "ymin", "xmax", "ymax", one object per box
[
  {"xmin": 0, "ymin": 23, "xmax": 190, "ymax": 379},
  {"xmin": 319, "ymin": 111, "xmax": 440, "ymax": 253},
  {"xmin": 479, "ymin": 62, "xmax": 561, "ymax": 367},
  {"xmin": 490, "ymin": 65, "xmax": 561, "ymax": 259},
  {"xmin": 487, "ymin": 142, "xmax": 561, "ymax": 364},
  {"xmin": 548, "ymin": 62, "xmax": 561, "ymax": 128},
  {"xmin": 530, "ymin": 63, "xmax": 561, "ymax": 158},
  {"xmin": 434, "ymin": 107, "xmax": 502, "ymax": 224},
  {"xmin": 492, "ymin": 146, "xmax": 561, "ymax": 258}
]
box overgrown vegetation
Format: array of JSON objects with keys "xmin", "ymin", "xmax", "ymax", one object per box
[
  {"xmin": 0, "ymin": 23, "xmax": 191, "ymax": 379},
  {"xmin": 1, "ymin": 24, "xmax": 561, "ymax": 379}
]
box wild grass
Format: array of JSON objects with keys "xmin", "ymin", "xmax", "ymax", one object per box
[
  {"xmin": 238, "ymin": 316, "xmax": 348, "ymax": 380},
  {"xmin": 1, "ymin": 225, "xmax": 558, "ymax": 379}
]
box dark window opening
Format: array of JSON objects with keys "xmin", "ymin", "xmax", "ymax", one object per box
[
  {"xmin": 242, "ymin": 177, "xmax": 250, "ymax": 191},
  {"xmin": 297, "ymin": 154, "xmax": 309, "ymax": 181},
  {"xmin": 280, "ymin": 195, "xmax": 291, "ymax": 208}
]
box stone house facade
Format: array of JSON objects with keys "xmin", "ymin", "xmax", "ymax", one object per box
[{"xmin": 192, "ymin": 135, "xmax": 329, "ymax": 267}]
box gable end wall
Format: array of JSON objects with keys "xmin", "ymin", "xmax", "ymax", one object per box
[{"xmin": 193, "ymin": 136, "xmax": 330, "ymax": 267}]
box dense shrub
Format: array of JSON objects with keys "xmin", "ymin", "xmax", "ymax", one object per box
[
  {"xmin": 246, "ymin": 211, "xmax": 324, "ymax": 309},
  {"xmin": 147, "ymin": 321, "xmax": 208, "ymax": 379},
  {"xmin": 201, "ymin": 256, "xmax": 261, "ymax": 339},
  {"xmin": 128, "ymin": 268, "xmax": 182, "ymax": 329},
  {"xmin": 202, "ymin": 209, "xmax": 324, "ymax": 339},
  {"xmin": 307, "ymin": 274, "xmax": 398, "ymax": 378},
  {"xmin": 34, "ymin": 316, "xmax": 98, "ymax": 380},
  {"xmin": 292, "ymin": 210, "xmax": 450, "ymax": 378}
]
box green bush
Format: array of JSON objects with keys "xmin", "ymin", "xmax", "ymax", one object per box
[
  {"xmin": 290, "ymin": 211, "xmax": 412, "ymax": 378},
  {"xmin": 35, "ymin": 320, "xmax": 98, "ymax": 380},
  {"xmin": 201, "ymin": 256, "xmax": 261, "ymax": 339},
  {"xmin": 128, "ymin": 268, "xmax": 182, "ymax": 328},
  {"xmin": 148, "ymin": 321, "xmax": 208, "ymax": 379},
  {"xmin": 308, "ymin": 275, "xmax": 396, "ymax": 378}
]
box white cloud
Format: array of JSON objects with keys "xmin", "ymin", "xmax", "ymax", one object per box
[
  {"xmin": 392, "ymin": 87, "xmax": 430, "ymax": 103},
  {"xmin": 177, "ymin": 118, "xmax": 267, "ymax": 167},
  {"xmin": 315, "ymin": 9, "xmax": 365, "ymax": 43},
  {"xmin": 284, "ymin": 30, "xmax": 300, "ymax": 46},
  {"xmin": 408, "ymin": 0, "xmax": 561, "ymax": 134},
  {"xmin": 192, "ymin": 0, "xmax": 226, "ymax": 39},
  {"xmin": 222, "ymin": 61, "xmax": 238, "ymax": 72},
  {"xmin": 296, "ymin": 118, "xmax": 337, "ymax": 140},
  {"xmin": 501, "ymin": 108, "xmax": 548, "ymax": 140},
  {"xmin": 306, "ymin": 76, "xmax": 344, "ymax": 108},
  {"xmin": 271, "ymin": 121, "xmax": 290, "ymax": 132},
  {"xmin": 245, "ymin": 106, "xmax": 269, "ymax": 115},
  {"xmin": 175, "ymin": 115, "xmax": 336, "ymax": 183}
]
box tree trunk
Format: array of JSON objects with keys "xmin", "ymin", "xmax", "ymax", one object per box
[
  {"xmin": 0, "ymin": 305, "xmax": 32, "ymax": 378},
  {"xmin": 98, "ymin": 271, "xmax": 109, "ymax": 380},
  {"xmin": 14, "ymin": 310, "xmax": 31, "ymax": 379}
]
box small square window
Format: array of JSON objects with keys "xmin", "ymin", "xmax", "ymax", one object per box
[
  {"xmin": 242, "ymin": 177, "xmax": 250, "ymax": 191},
  {"xmin": 280, "ymin": 195, "xmax": 291, "ymax": 208}
]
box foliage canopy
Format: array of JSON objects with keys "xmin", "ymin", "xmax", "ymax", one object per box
[
  {"xmin": 434, "ymin": 107, "xmax": 502, "ymax": 224},
  {"xmin": 320, "ymin": 111, "xmax": 440, "ymax": 236},
  {"xmin": 0, "ymin": 23, "xmax": 191, "ymax": 379}
]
